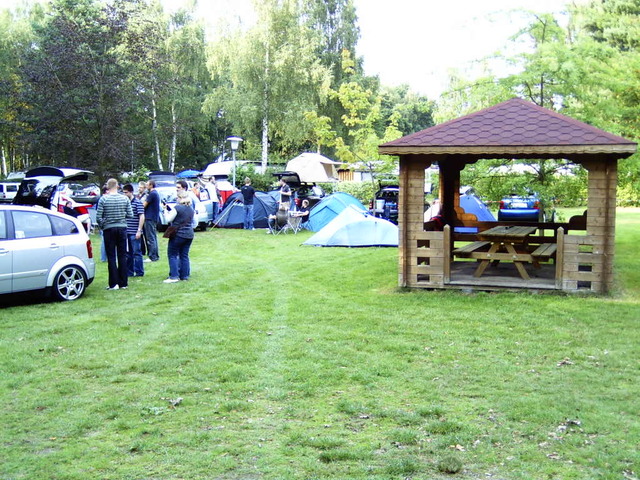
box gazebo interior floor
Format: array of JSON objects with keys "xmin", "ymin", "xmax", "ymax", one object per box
[{"xmin": 447, "ymin": 260, "xmax": 557, "ymax": 290}]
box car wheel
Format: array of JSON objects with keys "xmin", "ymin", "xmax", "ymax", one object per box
[{"xmin": 52, "ymin": 265, "xmax": 87, "ymax": 301}]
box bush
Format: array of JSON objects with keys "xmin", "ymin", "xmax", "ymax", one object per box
[{"xmin": 330, "ymin": 181, "xmax": 377, "ymax": 206}]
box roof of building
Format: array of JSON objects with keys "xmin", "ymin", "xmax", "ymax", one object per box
[{"xmin": 379, "ymin": 98, "xmax": 636, "ymax": 159}]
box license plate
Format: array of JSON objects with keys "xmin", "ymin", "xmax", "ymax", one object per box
[{"xmin": 511, "ymin": 202, "xmax": 528, "ymax": 208}]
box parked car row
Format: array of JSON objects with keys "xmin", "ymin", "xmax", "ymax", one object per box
[{"xmin": 149, "ymin": 171, "xmax": 215, "ymax": 231}]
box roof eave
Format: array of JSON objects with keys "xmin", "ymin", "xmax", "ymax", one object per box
[{"xmin": 378, "ymin": 144, "xmax": 637, "ymax": 158}]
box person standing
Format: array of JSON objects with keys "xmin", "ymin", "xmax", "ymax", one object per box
[
  {"xmin": 278, "ymin": 177, "xmax": 291, "ymax": 211},
  {"xmin": 163, "ymin": 191, "xmax": 195, "ymax": 283},
  {"xmin": 206, "ymin": 177, "xmax": 219, "ymax": 220},
  {"xmin": 136, "ymin": 181, "xmax": 147, "ymax": 200},
  {"xmin": 240, "ymin": 177, "xmax": 255, "ymax": 230},
  {"xmin": 143, "ymin": 179, "xmax": 160, "ymax": 262},
  {"xmin": 122, "ymin": 184, "xmax": 145, "ymax": 277},
  {"xmin": 96, "ymin": 178, "xmax": 133, "ymax": 290}
]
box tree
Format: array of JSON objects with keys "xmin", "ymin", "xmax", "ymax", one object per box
[
  {"xmin": 0, "ymin": 4, "xmax": 41, "ymax": 175},
  {"xmin": 18, "ymin": 0, "xmax": 140, "ymax": 176},
  {"xmin": 205, "ymin": 0, "xmax": 331, "ymax": 170}
]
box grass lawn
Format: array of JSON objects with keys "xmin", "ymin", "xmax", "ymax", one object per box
[{"xmin": 1, "ymin": 208, "xmax": 638, "ymax": 479}]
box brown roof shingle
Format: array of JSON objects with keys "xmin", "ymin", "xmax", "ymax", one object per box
[{"xmin": 379, "ymin": 98, "xmax": 636, "ymax": 158}]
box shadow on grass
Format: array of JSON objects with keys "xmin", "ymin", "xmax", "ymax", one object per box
[{"xmin": 0, "ymin": 290, "xmax": 55, "ymax": 308}]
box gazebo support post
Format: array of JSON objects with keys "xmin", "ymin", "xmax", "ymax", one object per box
[{"xmin": 438, "ymin": 157, "xmax": 464, "ymax": 228}]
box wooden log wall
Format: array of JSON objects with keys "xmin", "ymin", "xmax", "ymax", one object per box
[
  {"xmin": 573, "ymin": 158, "xmax": 618, "ymax": 293},
  {"xmin": 399, "ymin": 156, "xmax": 441, "ymax": 287}
]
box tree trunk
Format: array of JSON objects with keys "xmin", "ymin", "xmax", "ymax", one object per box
[
  {"xmin": 261, "ymin": 46, "xmax": 269, "ymax": 171},
  {"xmin": 261, "ymin": 115, "xmax": 268, "ymax": 171},
  {"xmin": 1, "ymin": 145, "xmax": 6, "ymax": 177},
  {"xmin": 169, "ymin": 102, "xmax": 177, "ymax": 172},
  {"xmin": 151, "ymin": 86, "xmax": 163, "ymax": 170}
]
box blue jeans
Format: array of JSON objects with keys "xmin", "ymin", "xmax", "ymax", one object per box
[
  {"xmin": 167, "ymin": 235, "xmax": 193, "ymax": 280},
  {"xmin": 244, "ymin": 204, "xmax": 254, "ymax": 229},
  {"xmin": 143, "ymin": 219, "xmax": 159, "ymax": 261},
  {"xmin": 103, "ymin": 227, "xmax": 128, "ymax": 288},
  {"xmin": 127, "ymin": 234, "xmax": 144, "ymax": 277},
  {"xmin": 100, "ymin": 230, "xmax": 107, "ymax": 262}
]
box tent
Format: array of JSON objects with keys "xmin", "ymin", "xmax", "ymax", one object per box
[
  {"xmin": 214, "ymin": 191, "xmax": 277, "ymax": 228},
  {"xmin": 305, "ymin": 192, "xmax": 367, "ymax": 232},
  {"xmin": 215, "ymin": 180, "xmax": 236, "ymax": 204},
  {"xmin": 285, "ymin": 152, "xmax": 342, "ymax": 183},
  {"xmin": 202, "ymin": 161, "xmax": 235, "ymax": 177},
  {"xmin": 424, "ymin": 193, "xmax": 496, "ymax": 233},
  {"xmin": 459, "ymin": 193, "xmax": 495, "ymax": 222},
  {"xmin": 177, "ymin": 169, "xmax": 201, "ymax": 178},
  {"xmin": 304, "ymin": 205, "xmax": 398, "ymax": 247}
]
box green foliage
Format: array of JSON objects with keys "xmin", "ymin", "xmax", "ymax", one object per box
[
  {"xmin": 233, "ymin": 163, "xmax": 278, "ymax": 192},
  {"xmin": 328, "ymin": 180, "xmax": 376, "ymax": 206},
  {"xmin": 460, "ymin": 160, "xmax": 588, "ymax": 208}
]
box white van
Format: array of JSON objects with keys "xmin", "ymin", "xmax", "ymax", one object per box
[{"xmin": 0, "ymin": 182, "xmax": 19, "ymax": 203}]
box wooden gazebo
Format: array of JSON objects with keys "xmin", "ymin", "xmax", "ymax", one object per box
[{"xmin": 379, "ymin": 98, "xmax": 637, "ymax": 294}]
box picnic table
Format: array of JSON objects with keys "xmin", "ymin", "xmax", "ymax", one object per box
[{"xmin": 452, "ymin": 225, "xmax": 538, "ymax": 280}]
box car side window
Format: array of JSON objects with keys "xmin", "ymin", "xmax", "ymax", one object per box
[
  {"xmin": 50, "ymin": 214, "xmax": 79, "ymax": 235},
  {"xmin": 0, "ymin": 212, "xmax": 7, "ymax": 240},
  {"xmin": 12, "ymin": 211, "xmax": 53, "ymax": 239}
]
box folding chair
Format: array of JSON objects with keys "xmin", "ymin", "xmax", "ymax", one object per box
[
  {"xmin": 268, "ymin": 209, "xmax": 289, "ymax": 235},
  {"xmin": 287, "ymin": 212, "xmax": 304, "ymax": 234}
]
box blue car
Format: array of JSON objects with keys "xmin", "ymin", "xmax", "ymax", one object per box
[{"xmin": 498, "ymin": 193, "xmax": 552, "ymax": 222}]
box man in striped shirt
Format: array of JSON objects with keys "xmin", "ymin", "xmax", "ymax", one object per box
[{"xmin": 97, "ymin": 178, "xmax": 133, "ymax": 290}]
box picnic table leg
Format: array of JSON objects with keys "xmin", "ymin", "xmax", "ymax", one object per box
[
  {"xmin": 504, "ymin": 243, "xmax": 530, "ymax": 280},
  {"xmin": 474, "ymin": 242, "xmax": 500, "ymax": 277}
]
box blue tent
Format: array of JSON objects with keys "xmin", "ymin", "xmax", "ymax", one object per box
[
  {"xmin": 304, "ymin": 205, "xmax": 398, "ymax": 247},
  {"xmin": 214, "ymin": 191, "xmax": 277, "ymax": 228},
  {"xmin": 459, "ymin": 193, "xmax": 495, "ymax": 221},
  {"xmin": 305, "ymin": 192, "xmax": 367, "ymax": 232},
  {"xmin": 176, "ymin": 169, "xmax": 201, "ymax": 178}
]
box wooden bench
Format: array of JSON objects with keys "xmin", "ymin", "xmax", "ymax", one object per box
[
  {"xmin": 453, "ymin": 241, "xmax": 491, "ymax": 257},
  {"xmin": 531, "ymin": 243, "xmax": 557, "ymax": 263}
]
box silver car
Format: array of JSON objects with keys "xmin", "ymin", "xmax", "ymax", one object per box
[{"xmin": 0, "ymin": 204, "xmax": 96, "ymax": 301}]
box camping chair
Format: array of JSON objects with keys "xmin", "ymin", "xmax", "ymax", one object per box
[
  {"xmin": 286, "ymin": 212, "xmax": 305, "ymax": 233},
  {"xmin": 268, "ymin": 209, "xmax": 289, "ymax": 235}
]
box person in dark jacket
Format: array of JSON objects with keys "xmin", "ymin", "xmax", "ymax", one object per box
[
  {"xmin": 162, "ymin": 191, "xmax": 195, "ymax": 283},
  {"xmin": 240, "ymin": 177, "xmax": 255, "ymax": 230}
]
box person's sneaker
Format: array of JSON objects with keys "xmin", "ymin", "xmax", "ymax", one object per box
[
  {"xmin": 163, "ymin": 278, "xmax": 179, "ymax": 284},
  {"xmin": 106, "ymin": 285, "xmax": 120, "ymax": 290},
  {"xmin": 143, "ymin": 258, "xmax": 152, "ymax": 263},
  {"xmin": 120, "ymin": 286, "xmax": 128, "ymax": 290}
]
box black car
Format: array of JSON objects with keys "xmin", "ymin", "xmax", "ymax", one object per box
[
  {"xmin": 272, "ymin": 171, "xmax": 325, "ymax": 208},
  {"xmin": 370, "ymin": 185, "xmax": 399, "ymax": 224}
]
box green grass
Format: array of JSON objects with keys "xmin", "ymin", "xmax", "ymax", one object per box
[{"xmin": 1, "ymin": 208, "xmax": 639, "ymax": 479}]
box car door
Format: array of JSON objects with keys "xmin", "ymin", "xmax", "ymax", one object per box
[
  {"xmin": 10, "ymin": 209, "xmax": 59, "ymax": 293},
  {"xmin": 0, "ymin": 211, "xmax": 11, "ymax": 293}
]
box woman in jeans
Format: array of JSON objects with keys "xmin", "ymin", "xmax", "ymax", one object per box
[{"xmin": 163, "ymin": 192, "xmax": 195, "ymax": 283}]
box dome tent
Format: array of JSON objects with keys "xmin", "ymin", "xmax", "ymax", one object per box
[
  {"xmin": 304, "ymin": 205, "xmax": 398, "ymax": 247},
  {"xmin": 304, "ymin": 192, "xmax": 367, "ymax": 232},
  {"xmin": 214, "ymin": 191, "xmax": 277, "ymax": 229}
]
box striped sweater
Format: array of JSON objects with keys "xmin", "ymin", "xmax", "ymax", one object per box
[{"xmin": 97, "ymin": 193, "xmax": 133, "ymax": 230}]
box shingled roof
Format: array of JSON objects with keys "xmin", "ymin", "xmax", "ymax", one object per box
[{"xmin": 379, "ymin": 98, "xmax": 637, "ymax": 160}]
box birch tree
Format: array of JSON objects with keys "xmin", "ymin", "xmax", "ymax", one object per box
[{"xmin": 205, "ymin": 0, "xmax": 331, "ymax": 170}]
